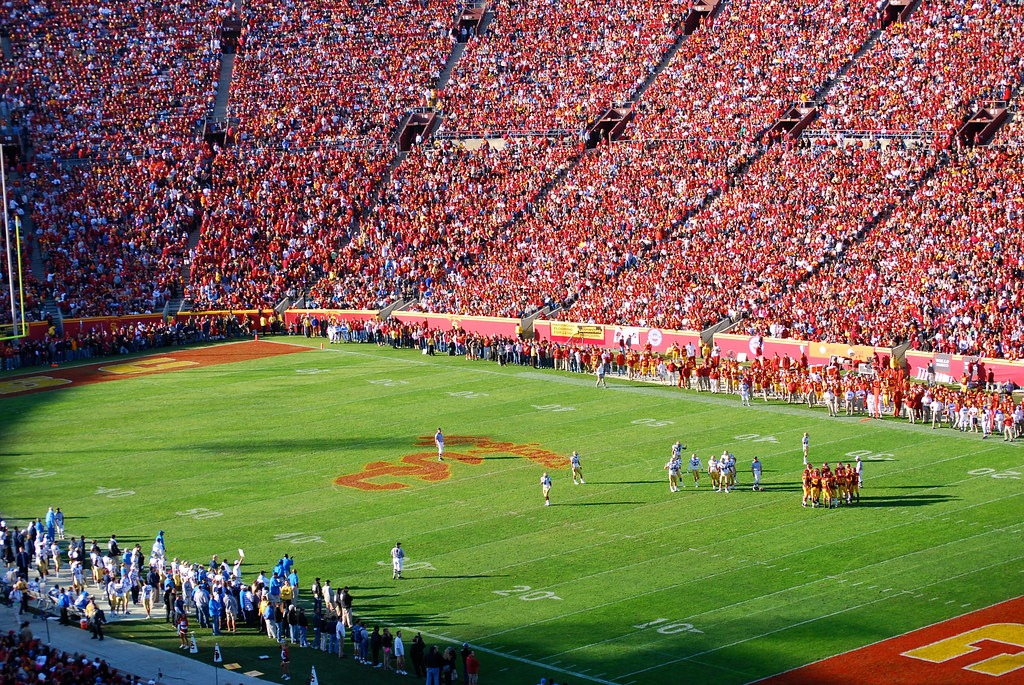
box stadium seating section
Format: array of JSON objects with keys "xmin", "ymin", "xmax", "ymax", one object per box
[{"xmin": 2, "ymin": 0, "xmax": 1023, "ymax": 358}]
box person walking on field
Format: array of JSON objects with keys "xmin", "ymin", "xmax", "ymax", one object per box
[
  {"xmin": 540, "ymin": 472, "xmax": 553, "ymax": 506},
  {"xmin": 435, "ymin": 428, "xmax": 445, "ymax": 462},
  {"xmin": 570, "ymin": 451, "xmax": 585, "ymax": 484}
]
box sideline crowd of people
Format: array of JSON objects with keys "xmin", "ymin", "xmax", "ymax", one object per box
[
  {"xmin": 321, "ymin": 317, "xmax": 1024, "ymax": 440},
  {"xmin": 1, "ymin": 511, "xmax": 480, "ymax": 682}
]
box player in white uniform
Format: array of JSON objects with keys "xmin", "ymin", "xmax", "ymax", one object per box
[
  {"xmin": 540, "ymin": 472, "xmax": 553, "ymax": 506},
  {"xmin": 435, "ymin": 428, "xmax": 444, "ymax": 461},
  {"xmin": 665, "ymin": 455, "xmax": 682, "ymax": 492},
  {"xmin": 751, "ymin": 457, "xmax": 763, "ymax": 491},
  {"xmin": 708, "ymin": 456, "xmax": 721, "ymax": 492},
  {"xmin": 570, "ymin": 451, "xmax": 585, "ymax": 484},
  {"xmin": 802, "ymin": 432, "xmax": 810, "ymax": 465},
  {"xmin": 671, "ymin": 440, "xmax": 685, "ymax": 461},
  {"xmin": 391, "ymin": 542, "xmax": 405, "ymax": 580},
  {"xmin": 688, "ymin": 454, "xmax": 702, "ymax": 487}
]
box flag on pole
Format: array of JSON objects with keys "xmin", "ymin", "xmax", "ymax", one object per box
[
  {"xmin": 189, "ymin": 632, "xmax": 199, "ymax": 654},
  {"xmin": 310, "ymin": 666, "xmax": 319, "ymax": 685},
  {"xmin": 214, "ymin": 643, "xmax": 223, "ymax": 663}
]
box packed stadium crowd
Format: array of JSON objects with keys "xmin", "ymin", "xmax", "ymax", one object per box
[
  {"xmin": 0, "ymin": 0, "xmax": 1022, "ymax": 371},
  {"xmin": 441, "ymin": 0, "xmax": 686, "ymax": 135},
  {"xmin": 738, "ymin": 144, "xmax": 1024, "ymax": 359},
  {"xmin": 0, "ymin": 631, "xmax": 147, "ymax": 685},
  {"xmin": 230, "ymin": 0, "xmax": 456, "ymax": 148},
  {"xmin": 813, "ymin": 0, "xmax": 1024, "ymax": 138},
  {"xmin": 309, "ymin": 137, "xmax": 580, "ymax": 314},
  {"xmin": 446, "ymin": 139, "xmax": 739, "ymax": 320},
  {"xmin": 630, "ymin": 0, "xmax": 877, "ymax": 142},
  {"xmin": 566, "ymin": 142, "xmax": 933, "ymax": 331},
  {"xmin": 31, "ymin": 143, "xmax": 213, "ymax": 317},
  {"xmin": 0, "ymin": 0, "xmax": 225, "ymax": 159},
  {"xmin": 186, "ymin": 146, "xmax": 391, "ymax": 310}
]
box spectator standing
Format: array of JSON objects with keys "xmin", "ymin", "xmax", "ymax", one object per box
[
  {"xmin": 394, "ymin": 630, "xmax": 407, "ymax": 675},
  {"xmin": 465, "ymin": 649, "xmax": 480, "ymax": 685},
  {"xmin": 340, "ymin": 586, "xmax": 353, "ymax": 627},
  {"xmin": 90, "ymin": 602, "xmax": 107, "ymax": 641},
  {"xmin": 425, "ymin": 645, "xmax": 443, "ymax": 685},
  {"xmin": 411, "ymin": 633, "xmax": 427, "ymax": 678}
]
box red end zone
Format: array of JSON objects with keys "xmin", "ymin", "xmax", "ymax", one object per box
[
  {"xmin": 0, "ymin": 340, "xmax": 311, "ymax": 398},
  {"xmin": 760, "ymin": 596, "xmax": 1024, "ymax": 685}
]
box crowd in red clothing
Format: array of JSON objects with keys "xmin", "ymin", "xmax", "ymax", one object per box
[
  {"xmin": 441, "ymin": 0, "xmax": 686, "ymax": 135},
  {"xmin": 186, "ymin": 146, "xmax": 391, "ymax": 310},
  {"xmin": 566, "ymin": 142, "xmax": 931, "ymax": 331},
  {"xmin": 630, "ymin": 0, "xmax": 876, "ymax": 141},
  {"xmin": 813, "ymin": 0, "xmax": 1024, "ymax": 138},
  {"xmin": 740, "ymin": 142, "xmax": 1024, "ymax": 360},
  {"xmin": 2, "ymin": 0, "xmax": 1023, "ymax": 371},
  {"xmin": 0, "ymin": 628, "xmax": 148, "ymax": 684},
  {"xmin": 430, "ymin": 140, "xmax": 739, "ymax": 319},
  {"xmin": 31, "ymin": 142, "xmax": 213, "ymax": 316},
  {"xmin": 0, "ymin": 0, "xmax": 225, "ymax": 158},
  {"xmin": 307, "ymin": 137, "xmax": 579, "ymax": 313},
  {"xmin": 229, "ymin": 0, "xmax": 456, "ymax": 148}
]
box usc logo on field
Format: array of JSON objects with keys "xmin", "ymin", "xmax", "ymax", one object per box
[
  {"xmin": 901, "ymin": 623, "xmax": 1024, "ymax": 677},
  {"xmin": 334, "ymin": 435, "xmax": 564, "ymax": 491}
]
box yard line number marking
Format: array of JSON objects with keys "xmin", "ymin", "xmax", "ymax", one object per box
[
  {"xmin": 633, "ymin": 618, "xmax": 703, "ymax": 634},
  {"xmin": 18, "ymin": 467, "xmax": 56, "ymax": 478},
  {"xmin": 274, "ymin": 532, "xmax": 325, "ymax": 544},
  {"xmin": 493, "ymin": 585, "xmax": 562, "ymax": 601},
  {"xmin": 176, "ymin": 507, "xmax": 223, "ymax": 520},
  {"xmin": 967, "ymin": 468, "xmax": 1020, "ymax": 480},
  {"xmin": 95, "ymin": 487, "xmax": 134, "ymax": 498},
  {"xmin": 734, "ymin": 433, "xmax": 779, "ymax": 443},
  {"xmin": 632, "ymin": 418, "xmax": 674, "ymax": 428},
  {"xmin": 532, "ymin": 404, "xmax": 576, "ymax": 412}
]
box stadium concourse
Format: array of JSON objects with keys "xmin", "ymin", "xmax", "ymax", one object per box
[{"xmin": 0, "ymin": 0, "xmax": 1023, "ymax": 371}]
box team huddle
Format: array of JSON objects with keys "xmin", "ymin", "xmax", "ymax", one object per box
[{"xmin": 801, "ymin": 459, "xmax": 862, "ymax": 508}]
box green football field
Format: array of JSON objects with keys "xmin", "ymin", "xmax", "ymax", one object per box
[{"xmin": 1, "ymin": 338, "xmax": 1022, "ymax": 684}]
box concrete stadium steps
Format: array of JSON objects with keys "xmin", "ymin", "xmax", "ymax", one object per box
[{"xmin": 212, "ymin": 52, "xmax": 236, "ymax": 121}]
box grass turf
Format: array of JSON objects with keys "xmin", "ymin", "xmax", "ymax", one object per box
[{"xmin": 1, "ymin": 338, "xmax": 1021, "ymax": 684}]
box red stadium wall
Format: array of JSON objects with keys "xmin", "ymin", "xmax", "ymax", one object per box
[
  {"xmin": 21, "ymin": 322, "xmax": 50, "ymax": 341},
  {"xmin": 533, "ymin": 320, "xmax": 702, "ymax": 354},
  {"xmin": 390, "ymin": 312, "xmax": 520, "ymax": 338},
  {"xmin": 905, "ymin": 350, "xmax": 1024, "ymax": 387}
]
